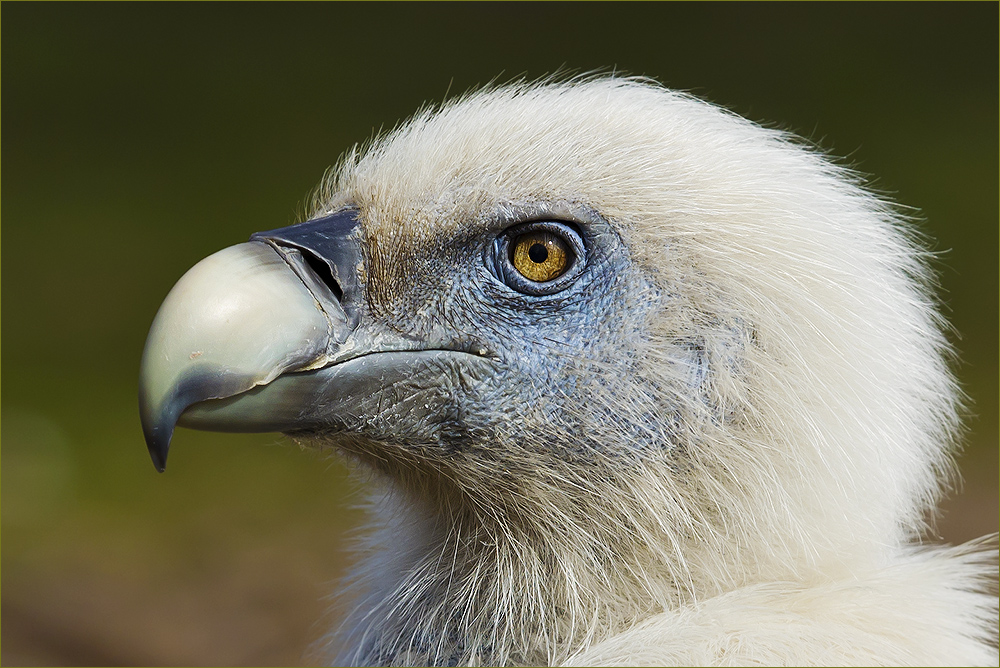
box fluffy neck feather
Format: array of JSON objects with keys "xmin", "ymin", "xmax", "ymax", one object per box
[
  {"xmin": 329, "ymin": 467, "xmax": 686, "ymax": 666},
  {"xmin": 324, "ymin": 442, "xmax": 819, "ymax": 667}
]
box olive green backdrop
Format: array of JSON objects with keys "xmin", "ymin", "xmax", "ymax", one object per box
[{"xmin": 3, "ymin": 3, "xmax": 997, "ymax": 665}]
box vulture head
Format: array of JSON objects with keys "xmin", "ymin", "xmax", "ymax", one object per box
[{"xmin": 140, "ymin": 79, "xmax": 996, "ymax": 665}]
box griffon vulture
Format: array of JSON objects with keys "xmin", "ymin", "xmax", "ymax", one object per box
[{"xmin": 139, "ymin": 78, "xmax": 998, "ymax": 666}]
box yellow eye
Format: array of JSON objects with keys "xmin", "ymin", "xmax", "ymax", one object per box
[{"xmin": 510, "ymin": 231, "xmax": 572, "ymax": 282}]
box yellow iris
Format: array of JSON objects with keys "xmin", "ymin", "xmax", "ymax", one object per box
[{"xmin": 511, "ymin": 231, "xmax": 571, "ymax": 282}]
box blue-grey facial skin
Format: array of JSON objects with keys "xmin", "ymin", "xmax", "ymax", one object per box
[{"xmin": 318, "ymin": 202, "xmax": 665, "ymax": 479}]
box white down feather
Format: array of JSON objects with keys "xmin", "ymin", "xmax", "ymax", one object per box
[{"xmin": 301, "ymin": 78, "xmax": 998, "ymax": 666}]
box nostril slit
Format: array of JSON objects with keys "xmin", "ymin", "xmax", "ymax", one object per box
[{"xmin": 301, "ymin": 249, "xmax": 344, "ymax": 302}]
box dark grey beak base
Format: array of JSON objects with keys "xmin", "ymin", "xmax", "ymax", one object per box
[{"xmin": 251, "ymin": 208, "xmax": 364, "ymax": 318}]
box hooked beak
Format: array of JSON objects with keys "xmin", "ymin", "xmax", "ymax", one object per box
[{"xmin": 139, "ymin": 210, "xmax": 367, "ymax": 471}]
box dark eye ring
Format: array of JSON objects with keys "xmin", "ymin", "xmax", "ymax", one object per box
[{"xmin": 490, "ymin": 221, "xmax": 586, "ymax": 295}]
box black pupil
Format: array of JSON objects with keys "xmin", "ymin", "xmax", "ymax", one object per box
[{"xmin": 528, "ymin": 243, "xmax": 548, "ymax": 263}]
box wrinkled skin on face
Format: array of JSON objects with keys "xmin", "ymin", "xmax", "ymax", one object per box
[{"xmin": 331, "ymin": 203, "xmax": 666, "ymax": 477}]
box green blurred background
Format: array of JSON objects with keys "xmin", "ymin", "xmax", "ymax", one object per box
[{"xmin": 3, "ymin": 3, "xmax": 996, "ymax": 665}]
